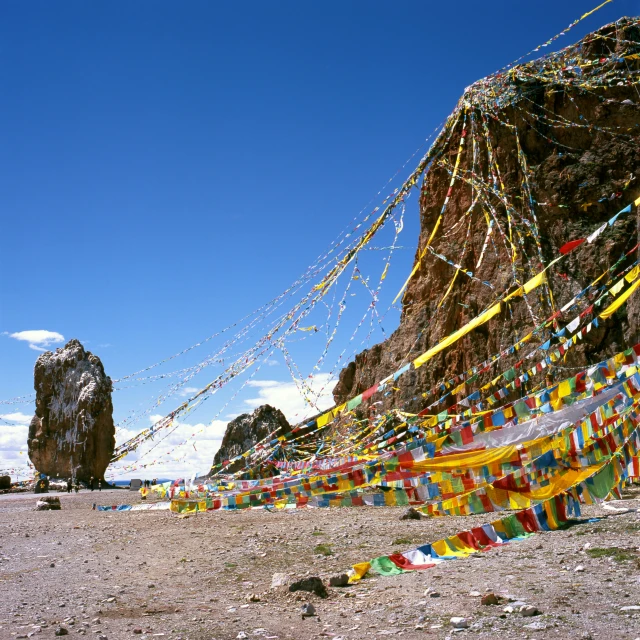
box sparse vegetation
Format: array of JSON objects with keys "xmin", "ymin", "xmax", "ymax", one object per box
[
  {"xmin": 314, "ymin": 543, "xmax": 333, "ymax": 556},
  {"xmin": 586, "ymin": 547, "xmax": 638, "ymax": 563}
]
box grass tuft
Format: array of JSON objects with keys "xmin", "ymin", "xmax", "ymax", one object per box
[
  {"xmin": 586, "ymin": 547, "xmax": 637, "ymax": 563},
  {"xmin": 314, "ymin": 543, "xmax": 333, "ymax": 556}
]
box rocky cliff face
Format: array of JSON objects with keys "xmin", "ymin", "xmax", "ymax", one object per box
[
  {"xmin": 28, "ymin": 339, "xmax": 115, "ymax": 482},
  {"xmin": 334, "ymin": 18, "xmax": 640, "ymax": 414},
  {"xmin": 213, "ymin": 405, "xmax": 290, "ymax": 473}
]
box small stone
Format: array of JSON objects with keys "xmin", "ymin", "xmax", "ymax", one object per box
[
  {"xmin": 481, "ymin": 593, "xmax": 499, "ymax": 606},
  {"xmin": 503, "ymin": 606, "xmax": 514, "ymax": 614},
  {"xmin": 236, "ymin": 634, "xmax": 248, "ymax": 640},
  {"xmin": 469, "ymin": 591, "xmax": 481, "ymax": 597},
  {"xmin": 245, "ymin": 594, "xmax": 260, "ymax": 602},
  {"xmin": 620, "ymin": 605, "xmax": 640, "ymax": 611},
  {"xmin": 289, "ymin": 577, "xmax": 327, "ymax": 599},
  {"xmin": 450, "ymin": 617, "xmax": 468, "ymax": 629},
  {"xmin": 429, "ymin": 592, "xmax": 441, "ymax": 598},
  {"xmin": 270, "ymin": 573, "xmax": 289, "ymax": 589},
  {"xmin": 520, "ymin": 605, "xmax": 540, "ymax": 617},
  {"xmin": 301, "ymin": 603, "xmax": 316, "ymax": 618},
  {"xmin": 54, "ymin": 629, "xmax": 69, "ymax": 637},
  {"xmin": 400, "ymin": 507, "xmax": 422, "ymax": 520},
  {"xmin": 329, "ymin": 574, "xmax": 349, "ymax": 588},
  {"xmin": 147, "ymin": 584, "xmax": 155, "ymax": 589},
  {"xmin": 574, "ymin": 565, "xmax": 585, "ymax": 573},
  {"xmin": 133, "ymin": 630, "xmax": 143, "ymax": 635},
  {"xmin": 105, "ymin": 597, "xmax": 116, "ymax": 603},
  {"xmin": 50, "ymin": 563, "xmax": 55, "ymax": 568}
]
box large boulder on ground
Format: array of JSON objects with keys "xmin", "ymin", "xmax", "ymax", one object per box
[
  {"xmin": 28, "ymin": 339, "xmax": 115, "ymax": 483},
  {"xmin": 35, "ymin": 496, "xmax": 61, "ymax": 511},
  {"xmin": 0, "ymin": 475, "xmax": 11, "ymax": 490},
  {"xmin": 212, "ymin": 404, "xmax": 290, "ymax": 473}
]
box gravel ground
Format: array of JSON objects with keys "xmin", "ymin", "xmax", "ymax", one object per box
[{"xmin": 1, "ymin": 488, "xmax": 639, "ymax": 640}]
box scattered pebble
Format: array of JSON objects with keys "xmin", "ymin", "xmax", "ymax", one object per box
[
  {"xmin": 520, "ymin": 605, "xmax": 540, "ymax": 617},
  {"xmin": 450, "ymin": 617, "xmax": 469, "ymax": 629}
]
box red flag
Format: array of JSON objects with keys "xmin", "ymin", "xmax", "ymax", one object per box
[{"xmin": 559, "ymin": 238, "xmax": 585, "ymax": 255}]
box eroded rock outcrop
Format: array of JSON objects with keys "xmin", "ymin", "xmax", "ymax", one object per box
[
  {"xmin": 213, "ymin": 404, "xmax": 290, "ymax": 473},
  {"xmin": 28, "ymin": 339, "xmax": 115, "ymax": 482},
  {"xmin": 334, "ymin": 18, "xmax": 640, "ymax": 414}
]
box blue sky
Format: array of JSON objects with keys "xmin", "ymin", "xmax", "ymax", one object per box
[{"xmin": 1, "ymin": 0, "xmax": 638, "ymax": 479}]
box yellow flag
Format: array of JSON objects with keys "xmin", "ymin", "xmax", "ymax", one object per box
[
  {"xmin": 414, "ymin": 303, "xmax": 501, "ymax": 369},
  {"xmin": 600, "ymin": 278, "xmax": 640, "ymax": 320}
]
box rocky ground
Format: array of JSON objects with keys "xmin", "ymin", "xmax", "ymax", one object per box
[{"xmin": 1, "ymin": 488, "xmax": 639, "ymax": 640}]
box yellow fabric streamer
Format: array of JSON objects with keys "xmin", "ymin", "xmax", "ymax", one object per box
[
  {"xmin": 438, "ymin": 270, "xmax": 459, "ymax": 308},
  {"xmin": 413, "ymin": 302, "xmax": 502, "ymax": 370},
  {"xmin": 412, "ymin": 262, "xmax": 553, "ymax": 370},
  {"xmin": 580, "ymin": 0, "xmax": 612, "ymax": 20},
  {"xmin": 599, "ymin": 277, "xmax": 640, "ymax": 320}
]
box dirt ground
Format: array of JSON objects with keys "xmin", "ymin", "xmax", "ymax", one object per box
[{"xmin": 1, "ymin": 488, "xmax": 639, "ymax": 640}]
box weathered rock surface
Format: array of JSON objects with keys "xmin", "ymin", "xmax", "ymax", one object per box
[
  {"xmin": 212, "ymin": 404, "xmax": 290, "ymax": 473},
  {"xmin": 28, "ymin": 339, "xmax": 115, "ymax": 482},
  {"xmin": 334, "ymin": 19, "xmax": 640, "ymax": 414},
  {"xmin": 0, "ymin": 475, "xmax": 11, "ymax": 490},
  {"xmin": 289, "ymin": 576, "xmax": 328, "ymax": 598},
  {"xmin": 35, "ymin": 496, "xmax": 61, "ymax": 511}
]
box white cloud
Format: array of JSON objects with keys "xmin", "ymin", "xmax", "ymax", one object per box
[
  {"xmin": 0, "ymin": 412, "xmax": 32, "ymax": 425},
  {"xmin": 9, "ymin": 330, "xmax": 64, "ymax": 351},
  {"xmin": 179, "ymin": 386, "xmax": 200, "ymax": 397},
  {"xmin": 106, "ymin": 414, "xmax": 230, "ymax": 481},
  {"xmin": 0, "ymin": 413, "xmax": 32, "ymax": 478},
  {"xmin": 244, "ymin": 374, "xmax": 336, "ymax": 424},
  {"xmin": 246, "ymin": 380, "xmax": 280, "ymax": 388}
]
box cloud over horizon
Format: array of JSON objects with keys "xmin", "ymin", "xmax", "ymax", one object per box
[{"xmin": 244, "ymin": 374, "xmax": 336, "ymax": 423}]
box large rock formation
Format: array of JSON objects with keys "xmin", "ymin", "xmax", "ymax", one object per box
[
  {"xmin": 213, "ymin": 404, "xmax": 290, "ymax": 473},
  {"xmin": 28, "ymin": 339, "xmax": 115, "ymax": 482},
  {"xmin": 334, "ymin": 18, "xmax": 640, "ymax": 414}
]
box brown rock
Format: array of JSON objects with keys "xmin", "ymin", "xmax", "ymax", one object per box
[
  {"xmin": 212, "ymin": 405, "xmax": 290, "ymax": 474},
  {"xmin": 332, "ymin": 19, "xmax": 640, "ymax": 417},
  {"xmin": 481, "ymin": 593, "xmax": 500, "ymax": 606},
  {"xmin": 28, "ymin": 339, "xmax": 115, "ymax": 483},
  {"xmin": 400, "ymin": 507, "xmax": 423, "ymax": 520},
  {"xmin": 37, "ymin": 496, "xmax": 61, "ymax": 510},
  {"xmin": 329, "ymin": 573, "xmax": 350, "ymax": 587},
  {"xmin": 289, "ymin": 576, "xmax": 328, "ymax": 599}
]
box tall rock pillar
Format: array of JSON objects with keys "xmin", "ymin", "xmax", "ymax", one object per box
[{"xmin": 28, "ymin": 339, "xmax": 115, "ymax": 482}]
